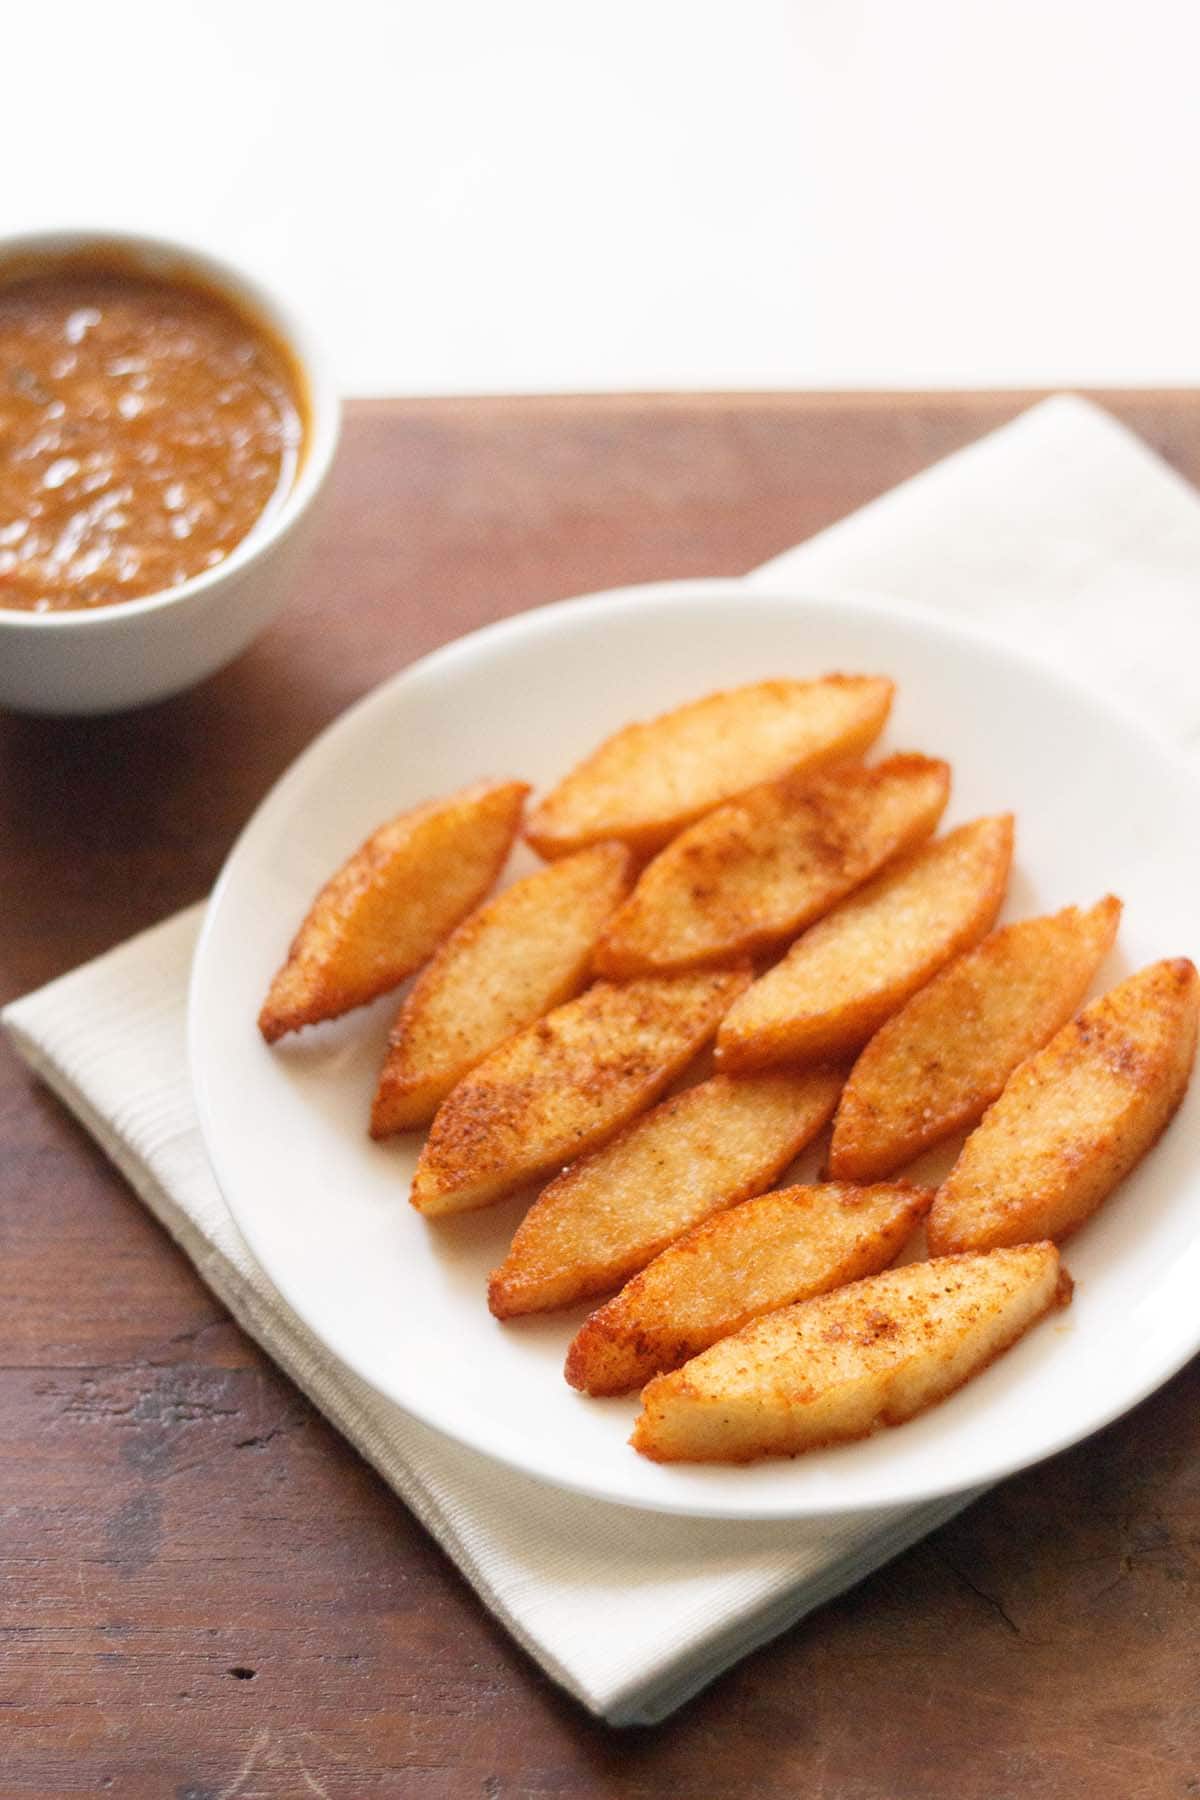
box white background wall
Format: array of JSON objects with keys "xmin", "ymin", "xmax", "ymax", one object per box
[{"xmin": 5, "ymin": 1, "xmax": 1199, "ymax": 394}]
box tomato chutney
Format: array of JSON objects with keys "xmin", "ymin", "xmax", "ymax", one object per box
[{"xmin": 0, "ymin": 261, "xmax": 306, "ymax": 612}]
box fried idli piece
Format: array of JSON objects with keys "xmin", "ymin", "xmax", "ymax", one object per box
[
  {"xmin": 829, "ymin": 896, "xmax": 1123, "ymax": 1182},
  {"xmin": 410, "ymin": 965, "xmax": 750, "ymax": 1216},
  {"xmin": 525, "ymin": 675, "xmax": 894, "ymax": 861},
  {"xmin": 370, "ymin": 843, "xmax": 633, "ymax": 1135},
  {"xmin": 716, "ymin": 815, "xmax": 1012, "ymax": 1071},
  {"xmin": 927, "ymin": 958, "xmax": 1199, "ymax": 1257},
  {"xmin": 565, "ymin": 1179, "xmax": 932, "ymax": 1395},
  {"xmin": 631, "ymin": 1243, "xmax": 1069, "ymax": 1463},
  {"xmin": 258, "ymin": 779, "xmax": 529, "ymax": 1043},
  {"xmin": 592, "ymin": 754, "xmax": 951, "ymax": 978},
  {"xmin": 487, "ymin": 1068, "xmax": 843, "ymax": 1318}
]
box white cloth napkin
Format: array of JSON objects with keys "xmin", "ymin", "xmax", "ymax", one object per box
[{"xmin": 8, "ymin": 394, "xmax": 1200, "ymax": 1727}]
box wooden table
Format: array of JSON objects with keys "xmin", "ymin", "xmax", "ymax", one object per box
[{"xmin": 5, "ymin": 393, "xmax": 1199, "ymax": 1800}]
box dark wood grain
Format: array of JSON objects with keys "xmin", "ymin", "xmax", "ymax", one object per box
[{"xmin": 4, "ymin": 391, "xmax": 1200, "ymax": 1800}]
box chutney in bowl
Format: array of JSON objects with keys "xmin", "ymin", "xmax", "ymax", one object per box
[
  {"xmin": 0, "ymin": 258, "xmax": 308, "ymax": 614},
  {"xmin": 0, "ymin": 231, "xmax": 338, "ymax": 714}
]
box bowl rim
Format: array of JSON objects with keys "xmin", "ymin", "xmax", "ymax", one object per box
[{"xmin": 0, "ymin": 227, "xmax": 340, "ymax": 630}]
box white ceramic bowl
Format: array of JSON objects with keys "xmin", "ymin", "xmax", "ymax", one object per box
[{"xmin": 0, "ymin": 230, "xmax": 340, "ymax": 715}]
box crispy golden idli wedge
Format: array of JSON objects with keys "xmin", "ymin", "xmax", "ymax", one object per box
[
  {"xmin": 525, "ymin": 675, "xmax": 893, "ymax": 861},
  {"xmin": 716, "ymin": 815, "xmax": 1012, "ymax": 1071},
  {"xmin": 927, "ymin": 958, "xmax": 1199, "ymax": 1257},
  {"xmin": 631, "ymin": 1243, "xmax": 1069, "ymax": 1463},
  {"xmin": 258, "ymin": 779, "xmax": 529, "ymax": 1043},
  {"xmin": 487, "ymin": 1068, "xmax": 843, "ymax": 1318},
  {"xmin": 593, "ymin": 754, "xmax": 951, "ymax": 978},
  {"xmin": 829, "ymin": 896, "xmax": 1123, "ymax": 1182},
  {"xmin": 565, "ymin": 1179, "xmax": 932, "ymax": 1395},
  {"xmin": 410, "ymin": 965, "xmax": 749, "ymax": 1216},
  {"xmin": 370, "ymin": 843, "xmax": 633, "ymax": 1135}
]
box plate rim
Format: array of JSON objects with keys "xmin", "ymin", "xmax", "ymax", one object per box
[{"xmin": 189, "ymin": 576, "xmax": 1200, "ymax": 1517}]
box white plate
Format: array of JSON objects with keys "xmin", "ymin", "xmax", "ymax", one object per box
[{"xmin": 190, "ymin": 580, "xmax": 1200, "ymax": 1518}]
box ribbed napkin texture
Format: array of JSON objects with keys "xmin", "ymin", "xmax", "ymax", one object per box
[{"xmin": 8, "ymin": 395, "xmax": 1200, "ymax": 1723}]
